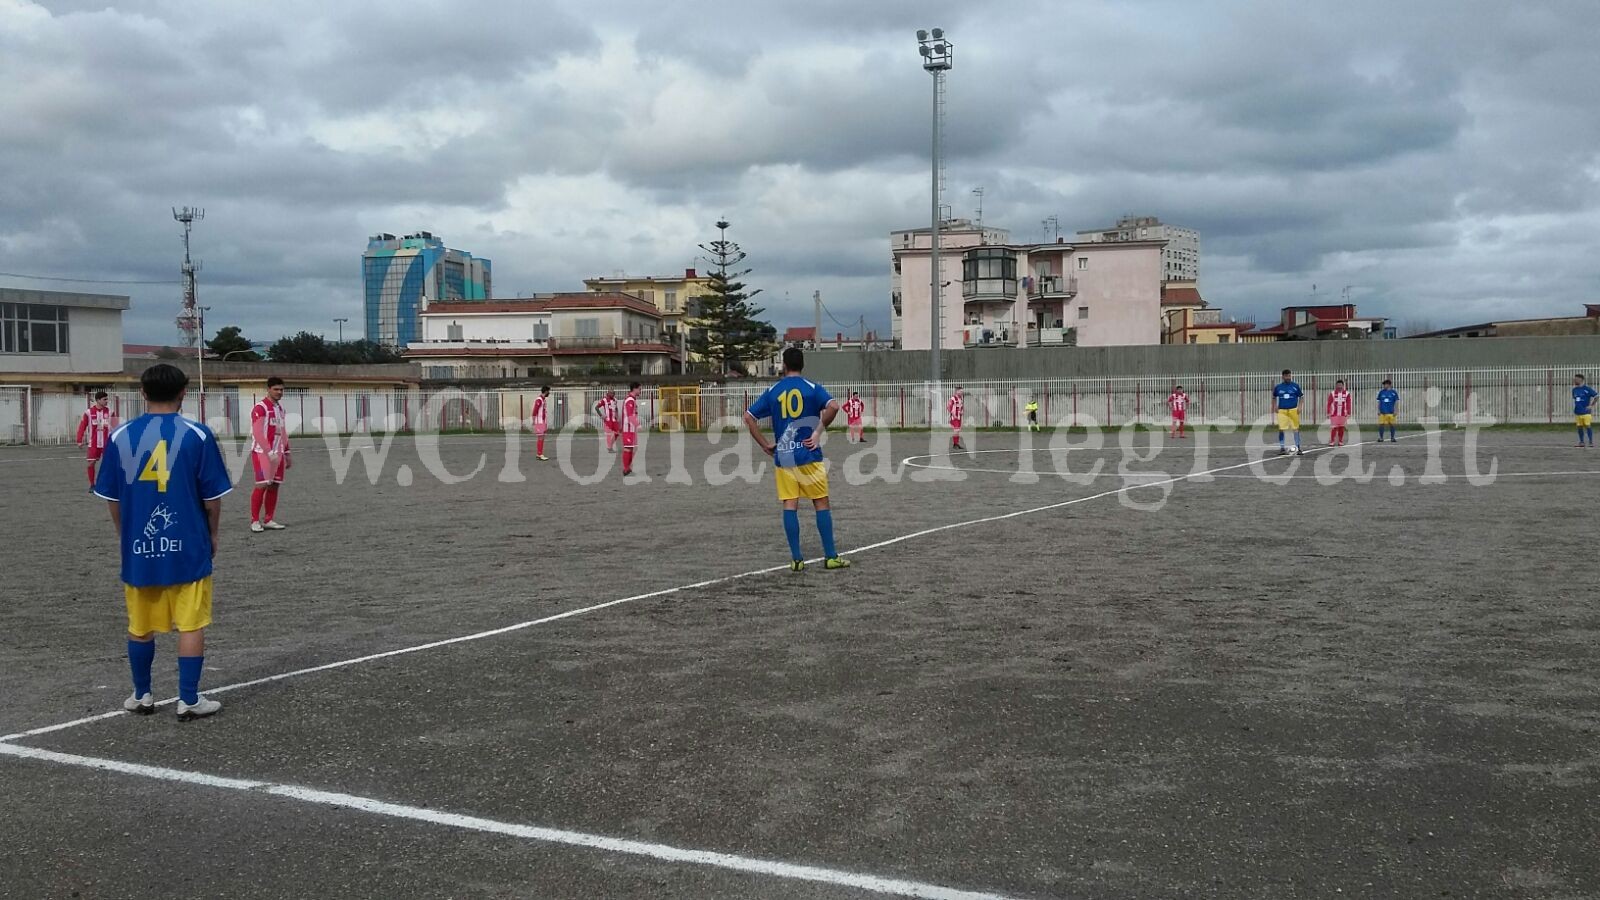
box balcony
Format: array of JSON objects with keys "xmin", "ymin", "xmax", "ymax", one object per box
[
  {"xmin": 1026, "ymin": 326, "xmax": 1076, "ymax": 347},
  {"xmin": 962, "ymin": 325, "xmax": 1016, "ymax": 348},
  {"xmin": 548, "ymin": 335, "xmax": 680, "ymax": 357},
  {"xmin": 962, "ymin": 278, "xmax": 1018, "ymax": 303},
  {"xmin": 1027, "ymin": 275, "xmax": 1078, "ymax": 300}
]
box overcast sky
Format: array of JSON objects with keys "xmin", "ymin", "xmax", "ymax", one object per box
[{"xmin": 2, "ymin": 0, "xmax": 1597, "ymax": 345}]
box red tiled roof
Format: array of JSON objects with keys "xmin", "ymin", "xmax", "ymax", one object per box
[
  {"xmin": 425, "ymin": 300, "xmax": 551, "ymax": 315},
  {"xmin": 542, "ymin": 293, "xmax": 662, "ymax": 317},
  {"xmin": 423, "ymin": 293, "xmax": 663, "ymax": 318},
  {"xmin": 1160, "ymin": 285, "xmax": 1204, "ymax": 306},
  {"xmin": 784, "ymin": 326, "xmax": 816, "ymax": 342}
]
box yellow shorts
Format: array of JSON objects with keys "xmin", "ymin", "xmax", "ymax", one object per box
[
  {"xmin": 1378, "ymin": 413, "xmax": 1397, "ymax": 426},
  {"xmin": 1275, "ymin": 409, "xmax": 1301, "ymax": 431},
  {"xmin": 125, "ymin": 577, "xmax": 213, "ymax": 635},
  {"xmin": 775, "ymin": 461, "xmax": 829, "ymax": 502},
  {"xmin": 1578, "ymin": 414, "xmax": 1594, "ymax": 428}
]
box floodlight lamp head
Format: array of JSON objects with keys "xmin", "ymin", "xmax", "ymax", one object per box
[
  {"xmin": 919, "ymin": 45, "xmax": 931, "ymax": 57},
  {"xmin": 933, "ymin": 43, "xmax": 946, "ymax": 54},
  {"xmin": 916, "ymin": 29, "xmax": 928, "ymax": 40},
  {"xmin": 931, "ymin": 28, "xmax": 943, "ymax": 39}
]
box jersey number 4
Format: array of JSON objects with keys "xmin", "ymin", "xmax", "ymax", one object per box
[
  {"xmin": 139, "ymin": 440, "xmax": 171, "ymax": 493},
  {"xmin": 779, "ymin": 388, "xmax": 805, "ymax": 418}
]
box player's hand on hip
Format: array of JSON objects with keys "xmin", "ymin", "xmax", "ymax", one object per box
[{"xmin": 802, "ymin": 434, "xmax": 821, "ymax": 450}]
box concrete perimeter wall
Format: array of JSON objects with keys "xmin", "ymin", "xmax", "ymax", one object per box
[{"xmin": 798, "ymin": 336, "xmax": 1600, "ymax": 384}]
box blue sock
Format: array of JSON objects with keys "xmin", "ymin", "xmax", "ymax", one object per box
[
  {"xmin": 1587, "ymin": 427, "xmax": 1594, "ymax": 444},
  {"xmin": 1278, "ymin": 432, "xmax": 1285, "ymax": 447},
  {"xmin": 781, "ymin": 509, "xmax": 802, "ymax": 561},
  {"xmin": 816, "ymin": 508, "xmax": 838, "ymax": 559},
  {"xmin": 127, "ymin": 639, "xmax": 155, "ymax": 698},
  {"xmin": 177, "ymin": 655, "xmax": 204, "ymax": 705}
]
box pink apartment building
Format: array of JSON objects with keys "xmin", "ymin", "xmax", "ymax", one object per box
[{"xmin": 891, "ymin": 220, "xmax": 1164, "ymax": 349}]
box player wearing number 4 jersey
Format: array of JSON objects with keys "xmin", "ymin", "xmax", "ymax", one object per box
[
  {"xmin": 744, "ymin": 347, "xmax": 849, "ymax": 572},
  {"xmin": 94, "ymin": 364, "xmax": 232, "ymax": 720}
]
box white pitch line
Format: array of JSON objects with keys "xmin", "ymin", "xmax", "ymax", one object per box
[
  {"xmin": 2, "ymin": 432, "xmax": 1421, "ymax": 745},
  {"xmin": 0, "ymin": 742, "xmax": 1022, "ymax": 900}
]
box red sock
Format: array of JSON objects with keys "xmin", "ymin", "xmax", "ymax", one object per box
[
  {"xmin": 622, "ymin": 448, "xmax": 634, "ymax": 473},
  {"xmin": 264, "ymin": 488, "xmax": 278, "ymax": 522},
  {"xmin": 87, "ymin": 464, "xmax": 96, "ymax": 487},
  {"xmin": 536, "ymin": 435, "xmax": 545, "ymax": 456},
  {"xmin": 250, "ymin": 487, "xmax": 265, "ymax": 522}
]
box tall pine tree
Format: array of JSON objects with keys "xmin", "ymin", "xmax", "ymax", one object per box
[{"xmin": 688, "ymin": 220, "xmax": 776, "ymax": 375}]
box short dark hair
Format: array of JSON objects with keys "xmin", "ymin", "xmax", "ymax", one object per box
[
  {"xmin": 1282, "ymin": 369, "xmax": 1292, "ymax": 377},
  {"xmin": 1336, "ymin": 379, "xmax": 1345, "ymax": 385},
  {"xmin": 1175, "ymin": 385, "xmax": 1183, "ymax": 391},
  {"xmin": 140, "ymin": 364, "xmax": 189, "ymax": 403},
  {"xmin": 629, "ymin": 381, "xmax": 641, "ymax": 391},
  {"xmin": 1577, "ymin": 373, "xmax": 1587, "ymax": 381},
  {"xmin": 782, "ymin": 347, "xmax": 804, "ymax": 373},
  {"xmin": 850, "ymin": 390, "xmax": 859, "ymax": 396},
  {"xmin": 1382, "ymin": 379, "xmax": 1393, "ymax": 385},
  {"xmin": 540, "ymin": 384, "xmax": 550, "ymax": 394},
  {"xmin": 94, "ymin": 390, "xmax": 108, "ymax": 400},
  {"xmin": 266, "ymin": 376, "xmax": 285, "ymax": 388}
]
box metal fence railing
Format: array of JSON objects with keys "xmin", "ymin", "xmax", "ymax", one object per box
[{"xmin": 6, "ymin": 365, "xmax": 1596, "ymax": 445}]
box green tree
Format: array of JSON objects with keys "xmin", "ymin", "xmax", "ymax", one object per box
[
  {"xmin": 266, "ymin": 331, "xmax": 334, "ymax": 364},
  {"xmin": 330, "ymin": 339, "xmax": 403, "ymax": 365},
  {"xmin": 206, "ymin": 325, "xmax": 260, "ymax": 362},
  {"xmin": 687, "ymin": 220, "xmax": 776, "ymax": 375}
]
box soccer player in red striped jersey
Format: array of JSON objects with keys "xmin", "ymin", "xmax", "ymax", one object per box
[
  {"xmin": 249, "ymin": 377, "xmax": 291, "ymax": 533},
  {"xmin": 594, "ymin": 389, "xmax": 620, "ymax": 452},
  {"xmin": 1167, "ymin": 386, "xmax": 1189, "ymax": 439},
  {"xmin": 843, "ymin": 391, "xmax": 865, "ymax": 443},
  {"xmin": 530, "ymin": 385, "xmax": 551, "ymax": 460},
  {"xmin": 77, "ymin": 391, "xmax": 118, "ymax": 489},
  {"xmin": 1326, "ymin": 379, "xmax": 1352, "ymax": 446},
  {"xmin": 947, "ymin": 386, "xmax": 965, "ymax": 450},
  {"xmin": 621, "ymin": 382, "xmax": 641, "ymax": 476}
]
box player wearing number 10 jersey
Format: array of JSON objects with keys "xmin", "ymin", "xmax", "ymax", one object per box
[
  {"xmin": 744, "ymin": 347, "xmax": 849, "ymax": 571},
  {"xmin": 93, "ymin": 364, "xmax": 233, "ymax": 720}
]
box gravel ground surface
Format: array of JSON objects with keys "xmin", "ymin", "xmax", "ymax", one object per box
[{"xmin": 1, "ymin": 429, "xmax": 1596, "ymax": 899}]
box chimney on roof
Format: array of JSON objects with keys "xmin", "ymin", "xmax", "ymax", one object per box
[
  {"xmin": 685, "ymin": 268, "xmax": 696, "ymax": 279},
  {"xmin": 1057, "ymin": 237, "xmax": 1065, "ymax": 244}
]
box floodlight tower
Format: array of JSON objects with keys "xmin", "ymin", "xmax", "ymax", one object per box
[
  {"xmin": 917, "ymin": 28, "xmax": 952, "ymax": 391},
  {"xmin": 173, "ymin": 206, "xmax": 204, "ymax": 348}
]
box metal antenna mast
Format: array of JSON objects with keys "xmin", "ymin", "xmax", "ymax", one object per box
[{"xmin": 173, "ymin": 207, "xmax": 205, "ymax": 348}]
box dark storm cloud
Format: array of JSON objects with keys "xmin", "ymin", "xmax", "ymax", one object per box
[{"xmin": 2, "ymin": 0, "xmax": 1598, "ymax": 343}]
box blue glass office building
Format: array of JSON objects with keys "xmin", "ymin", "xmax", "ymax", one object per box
[{"xmin": 363, "ymin": 232, "xmax": 491, "ymax": 346}]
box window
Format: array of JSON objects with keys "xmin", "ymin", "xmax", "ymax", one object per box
[
  {"xmin": 1188, "ymin": 336, "xmax": 1198, "ymax": 344},
  {"xmin": 532, "ymin": 322, "xmax": 550, "ymax": 341},
  {"xmin": 447, "ymin": 322, "xmax": 464, "ymax": 341},
  {"xmin": 1218, "ymin": 335, "xmax": 1230, "ymax": 344},
  {"xmin": 1077, "ymin": 257, "xmax": 1088, "ymax": 270},
  {"xmin": 575, "ymin": 318, "xmax": 599, "ymax": 337},
  {"xmin": 0, "ymin": 303, "xmax": 69, "ymax": 354},
  {"xmin": 665, "ymin": 290, "xmax": 678, "ymax": 312},
  {"xmin": 1078, "ymin": 307, "xmax": 1089, "ymax": 319}
]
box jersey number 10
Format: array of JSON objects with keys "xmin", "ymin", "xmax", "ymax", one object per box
[{"xmin": 779, "ymin": 388, "xmax": 805, "ymax": 418}]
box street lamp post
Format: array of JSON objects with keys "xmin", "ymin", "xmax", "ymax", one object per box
[
  {"xmin": 917, "ymin": 28, "xmax": 953, "ymax": 392},
  {"xmin": 334, "ymin": 317, "xmax": 348, "ymax": 344},
  {"xmin": 196, "ymin": 305, "xmax": 211, "ymax": 417}
]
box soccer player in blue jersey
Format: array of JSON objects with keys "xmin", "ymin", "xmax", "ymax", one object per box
[
  {"xmin": 94, "ymin": 364, "xmax": 233, "ymax": 720},
  {"xmin": 1272, "ymin": 369, "xmax": 1304, "ymax": 455},
  {"xmin": 743, "ymin": 347, "xmax": 850, "ymax": 572},
  {"xmin": 1376, "ymin": 379, "xmax": 1400, "ymax": 442},
  {"xmin": 1574, "ymin": 373, "xmax": 1597, "ymax": 448}
]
